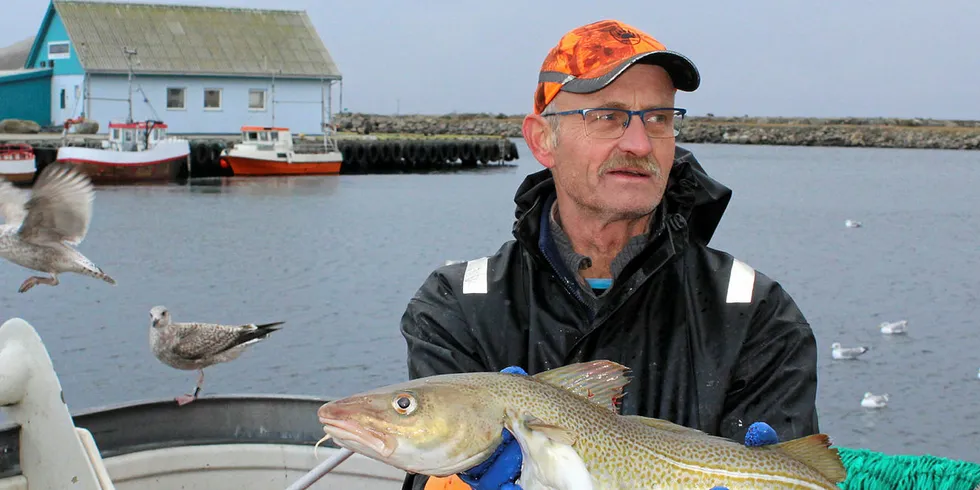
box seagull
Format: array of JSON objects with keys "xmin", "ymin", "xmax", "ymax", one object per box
[
  {"xmin": 0, "ymin": 164, "xmax": 115, "ymax": 293},
  {"xmin": 879, "ymin": 320, "xmax": 908, "ymax": 335},
  {"xmin": 831, "ymin": 342, "xmax": 869, "ymax": 360},
  {"xmin": 861, "ymin": 392, "xmax": 889, "ymax": 408},
  {"xmin": 976, "ymin": 367, "xmax": 979, "ymax": 380},
  {"xmin": 149, "ymin": 305, "xmax": 285, "ymax": 406},
  {"xmin": 844, "ymin": 219, "xmax": 862, "ymax": 228}
]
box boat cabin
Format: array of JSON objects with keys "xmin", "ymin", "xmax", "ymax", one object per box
[
  {"xmin": 239, "ymin": 126, "xmax": 294, "ymax": 150},
  {"xmin": 104, "ymin": 121, "xmax": 170, "ymax": 152}
]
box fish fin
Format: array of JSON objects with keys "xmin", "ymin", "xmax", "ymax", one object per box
[
  {"xmin": 525, "ymin": 415, "xmax": 578, "ymax": 446},
  {"xmin": 621, "ymin": 415, "xmax": 709, "ymax": 435},
  {"xmin": 531, "ymin": 360, "xmax": 630, "ymax": 412},
  {"xmin": 771, "ymin": 434, "xmax": 847, "ymax": 484}
]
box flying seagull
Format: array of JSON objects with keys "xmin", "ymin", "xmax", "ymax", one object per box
[
  {"xmin": 0, "ymin": 164, "xmax": 115, "ymax": 292},
  {"xmin": 149, "ymin": 305, "xmax": 285, "ymax": 406}
]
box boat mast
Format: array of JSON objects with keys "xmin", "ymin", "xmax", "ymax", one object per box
[
  {"xmin": 271, "ymin": 70, "xmax": 276, "ymax": 127},
  {"xmin": 122, "ymin": 47, "xmax": 138, "ymax": 124}
]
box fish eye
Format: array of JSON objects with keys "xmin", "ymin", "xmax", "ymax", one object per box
[{"xmin": 391, "ymin": 393, "xmax": 417, "ymax": 415}]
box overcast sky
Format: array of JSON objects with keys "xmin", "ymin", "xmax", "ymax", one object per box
[{"xmin": 3, "ymin": 0, "xmax": 978, "ymax": 119}]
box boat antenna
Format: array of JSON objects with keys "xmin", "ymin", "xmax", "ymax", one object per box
[{"xmin": 122, "ymin": 47, "xmax": 139, "ymax": 124}]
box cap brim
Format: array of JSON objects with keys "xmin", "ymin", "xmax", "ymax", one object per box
[{"xmin": 560, "ymin": 51, "xmax": 700, "ymax": 94}]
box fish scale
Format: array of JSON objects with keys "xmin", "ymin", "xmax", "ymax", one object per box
[{"xmin": 316, "ymin": 360, "xmax": 846, "ymax": 490}]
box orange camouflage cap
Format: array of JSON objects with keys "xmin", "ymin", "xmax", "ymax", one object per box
[{"xmin": 533, "ymin": 19, "xmax": 700, "ymax": 114}]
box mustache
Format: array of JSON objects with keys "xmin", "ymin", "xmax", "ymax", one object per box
[{"xmin": 597, "ymin": 154, "xmax": 662, "ymax": 179}]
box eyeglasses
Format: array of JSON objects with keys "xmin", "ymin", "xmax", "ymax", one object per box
[{"xmin": 539, "ymin": 107, "xmax": 686, "ymax": 139}]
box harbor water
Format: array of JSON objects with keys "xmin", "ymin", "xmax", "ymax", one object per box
[{"xmin": 0, "ymin": 139, "xmax": 978, "ymax": 464}]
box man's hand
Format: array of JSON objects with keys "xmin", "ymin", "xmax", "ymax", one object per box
[
  {"xmin": 457, "ymin": 366, "xmax": 527, "ymax": 490},
  {"xmin": 709, "ymin": 422, "xmax": 780, "ymax": 490}
]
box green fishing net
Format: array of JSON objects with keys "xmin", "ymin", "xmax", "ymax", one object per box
[{"xmin": 838, "ymin": 447, "xmax": 980, "ymax": 490}]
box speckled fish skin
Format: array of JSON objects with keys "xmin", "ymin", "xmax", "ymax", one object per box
[{"xmin": 316, "ymin": 360, "xmax": 847, "ymax": 490}]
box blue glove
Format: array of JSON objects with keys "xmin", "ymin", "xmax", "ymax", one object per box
[
  {"xmin": 709, "ymin": 422, "xmax": 780, "ymax": 490},
  {"xmin": 458, "ymin": 366, "xmax": 527, "ymax": 490},
  {"xmin": 743, "ymin": 421, "xmax": 779, "ymax": 447}
]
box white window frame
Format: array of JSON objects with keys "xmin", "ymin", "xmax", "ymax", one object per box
[
  {"xmin": 203, "ymin": 88, "xmax": 222, "ymax": 111},
  {"xmin": 47, "ymin": 41, "xmax": 70, "ymax": 60},
  {"xmin": 166, "ymin": 87, "xmax": 186, "ymax": 110},
  {"xmin": 248, "ymin": 89, "xmax": 267, "ymax": 111}
]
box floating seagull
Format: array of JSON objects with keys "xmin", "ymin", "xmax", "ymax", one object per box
[
  {"xmin": 861, "ymin": 392, "xmax": 889, "ymax": 408},
  {"xmin": 149, "ymin": 305, "xmax": 285, "ymax": 406},
  {"xmin": 0, "ymin": 164, "xmax": 115, "ymax": 293},
  {"xmin": 844, "ymin": 219, "xmax": 862, "ymax": 228},
  {"xmin": 879, "ymin": 320, "xmax": 908, "ymax": 335},
  {"xmin": 831, "ymin": 342, "xmax": 869, "ymax": 360}
]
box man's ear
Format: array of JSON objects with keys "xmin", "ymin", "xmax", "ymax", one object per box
[{"xmin": 522, "ymin": 114, "xmax": 557, "ymax": 169}]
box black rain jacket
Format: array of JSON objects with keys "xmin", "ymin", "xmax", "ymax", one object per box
[{"xmin": 399, "ymin": 146, "xmax": 820, "ymax": 490}]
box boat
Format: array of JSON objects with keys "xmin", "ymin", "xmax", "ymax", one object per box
[
  {"xmin": 0, "ymin": 144, "xmax": 36, "ymax": 185},
  {"xmin": 55, "ymin": 120, "xmax": 191, "ymax": 184},
  {"xmin": 220, "ymin": 126, "xmax": 343, "ymax": 176},
  {"xmin": 52, "ymin": 47, "xmax": 191, "ymax": 185},
  {"xmin": 0, "ymin": 317, "xmax": 403, "ymax": 489}
]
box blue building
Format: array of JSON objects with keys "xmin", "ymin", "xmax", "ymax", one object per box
[{"xmin": 0, "ymin": 0, "xmax": 343, "ymax": 135}]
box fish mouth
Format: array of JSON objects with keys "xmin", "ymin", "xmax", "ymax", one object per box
[{"xmin": 318, "ymin": 416, "xmax": 394, "ymax": 458}]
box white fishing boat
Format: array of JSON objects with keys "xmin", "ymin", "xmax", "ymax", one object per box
[
  {"xmin": 55, "ymin": 120, "xmax": 191, "ymax": 184},
  {"xmin": 53, "ymin": 47, "xmax": 191, "ymax": 185},
  {"xmin": 0, "ymin": 144, "xmax": 36, "ymax": 185},
  {"xmin": 0, "ymin": 317, "xmax": 403, "ymax": 490}
]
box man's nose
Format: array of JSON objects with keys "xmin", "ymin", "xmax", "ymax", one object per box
[{"xmin": 617, "ymin": 114, "xmax": 653, "ymax": 156}]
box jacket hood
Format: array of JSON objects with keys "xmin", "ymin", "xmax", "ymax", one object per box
[{"xmin": 512, "ymin": 145, "xmax": 733, "ymax": 246}]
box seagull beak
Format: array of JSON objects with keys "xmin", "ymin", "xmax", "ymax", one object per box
[{"xmin": 151, "ymin": 318, "xmax": 159, "ymax": 328}]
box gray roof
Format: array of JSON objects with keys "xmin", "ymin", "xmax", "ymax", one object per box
[
  {"xmin": 53, "ymin": 0, "xmax": 341, "ymax": 79},
  {"xmin": 0, "ymin": 37, "xmax": 33, "ymax": 71}
]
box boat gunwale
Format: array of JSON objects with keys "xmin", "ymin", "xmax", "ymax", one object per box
[{"xmin": 0, "ymin": 394, "xmax": 341, "ymax": 479}]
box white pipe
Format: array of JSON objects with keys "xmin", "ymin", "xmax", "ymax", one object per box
[{"xmin": 283, "ymin": 447, "xmax": 355, "ymax": 490}]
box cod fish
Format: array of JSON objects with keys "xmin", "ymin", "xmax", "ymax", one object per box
[{"xmin": 316, "ymin": 360, "xmax": 847, "ymax": 489}]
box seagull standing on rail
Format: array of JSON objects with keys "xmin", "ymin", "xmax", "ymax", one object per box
[
  {"xmin": 0, "ymin": 164, "xmax": 115, "ymax": 293},
  {"xmin": 149, "ymin": 305, "xmax": 285, "ymax": 406}
]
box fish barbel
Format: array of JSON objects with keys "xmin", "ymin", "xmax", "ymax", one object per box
[{"xmin": 315, "ymin": 360, "xmax": 847, "ymax": 489}]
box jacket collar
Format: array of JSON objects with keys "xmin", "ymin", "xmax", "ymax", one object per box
[{"xmin": 512, "ymin": 145, "xmax": 733, "ymax": 254}]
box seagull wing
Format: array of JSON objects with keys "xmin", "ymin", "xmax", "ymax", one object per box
[
  {"xmin": 0, "ymin": 180, "xmax": 30, "ymax": 225},
  {"xmin": 171, "ymin": 322, "xmax": 250, "ymax": 360},
  {"xmin": 18, "ymin": 164, "xmax": 94, "ymax": 246}
]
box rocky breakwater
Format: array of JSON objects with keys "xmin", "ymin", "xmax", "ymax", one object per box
[{"xmin": 333, "ymin": 113, "xmax": 980, "ymax": 150}]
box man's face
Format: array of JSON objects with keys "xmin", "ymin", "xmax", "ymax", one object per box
[{"xmin": 546, "ymin": 64, "xmax": 678, "ymax": 220}]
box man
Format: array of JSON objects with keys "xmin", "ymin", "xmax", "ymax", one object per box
[{"xmin": 400, "ymin": 19, "xmax": 820, "ymax": 490}]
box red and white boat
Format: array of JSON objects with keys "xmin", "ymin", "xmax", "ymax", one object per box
[
  {"xmin": 220, "ymin": 126, "xmax": 343, "ymax": 176},
  {"xmin": 0, "ymin": 143, "xmax": 37, "ymax": 185},
  {"xmin": 55, "ymin": 120, "xmax": 191, "ymax": 184}
]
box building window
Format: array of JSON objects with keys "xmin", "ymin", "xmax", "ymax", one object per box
[
  {"xmin": 60, "ymin": 89, "xmax": 66, "ymax": 109},
  {"xmin": 204, "ymin": 88, "xmax": 222, "ymax": 110},
  {"xmin": 166, "ymin": 88, "xmax": 185, "ymax": 110},
  {"xmin": 248, "ymin": 89, "xmax": 266, "ymax": 111},
  {"xmin": 48, "ymin": 41, "xmax": 70, "ymax": 60}
]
